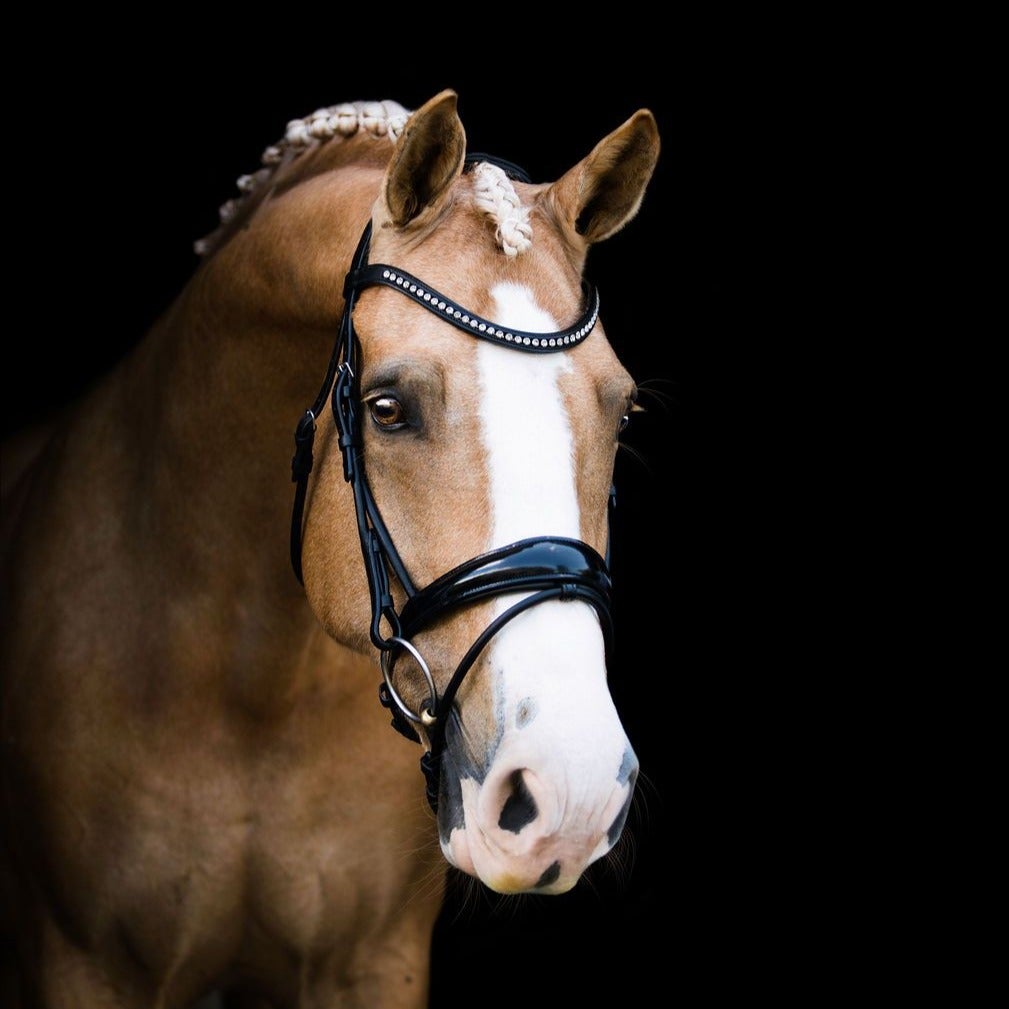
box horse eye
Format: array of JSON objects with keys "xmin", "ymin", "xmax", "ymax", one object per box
[
  {"xmin": 618, "ymin": 413, "xmax": 631, "ymax": 435},
  {"xmin": 369, "ymin": 396, "xmax": 405, "ymax": 429}
]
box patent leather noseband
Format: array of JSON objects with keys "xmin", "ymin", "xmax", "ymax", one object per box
[{"xmin": 290, "ymin": 156, "xmax": 614, "ymax": 812}]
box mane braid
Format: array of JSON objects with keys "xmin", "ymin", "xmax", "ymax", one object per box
[
  {"xmin": 194, "ymin": 100, "xmax": 411, "ymax": 257},
  {"xmin": 195, "ymin": 100, "xmax": 533, "ymax": 258}
]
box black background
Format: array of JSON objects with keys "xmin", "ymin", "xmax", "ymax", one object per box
[{"xmin": 3, "ymin": 37, "xmax": 834, "ymax": 1007}]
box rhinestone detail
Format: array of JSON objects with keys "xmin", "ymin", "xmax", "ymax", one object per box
[{"xmin": 362, "ymin": 264, "xmax": 599, "ymax": 352}]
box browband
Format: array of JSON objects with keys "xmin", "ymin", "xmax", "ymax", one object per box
[{"xmin": 347, "ymin": 264, "xmax": 600, "ymax": 353}]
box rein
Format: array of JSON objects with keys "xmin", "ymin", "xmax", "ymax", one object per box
[{"xmin": 290, "ymin": 155, "xmax": 615, "ymax": 812}]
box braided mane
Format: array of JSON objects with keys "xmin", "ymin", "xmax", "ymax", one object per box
[
  {"xmin": 194, "ymin": 100, "xmax": 409, "ymax": 257},
  {"xmin": 195, "ymin": 100, "xmax": 532, "ymax": 258}
]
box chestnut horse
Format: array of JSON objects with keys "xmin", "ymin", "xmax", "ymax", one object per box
[{"xmin": 0, "ymin": 90, "xmax": 660, "ymax": 1007}]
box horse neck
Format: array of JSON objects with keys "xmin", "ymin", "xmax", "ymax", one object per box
[{"xmin": 113, "ymin": 222, "xmax": 360, "ymax": 661}]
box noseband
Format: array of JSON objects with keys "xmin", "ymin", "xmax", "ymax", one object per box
[{"xmin": 290, "ymin": 156, "xmax": 615, "ymax": 812}]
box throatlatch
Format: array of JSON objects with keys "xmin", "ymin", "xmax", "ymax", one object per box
[{"xmin": 290, "ymin": 155, "xmax": 616, "ymax": 812}]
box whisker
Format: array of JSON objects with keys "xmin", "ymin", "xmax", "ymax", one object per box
[
  {"xmin": 617, "ymin": 441, "xmax": 655, "ymax": 476},
  {"xmin": 636, "ymin": 376, "xmax": 680, "ymax": 414}
]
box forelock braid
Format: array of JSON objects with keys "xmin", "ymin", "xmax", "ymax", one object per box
[{"xmin": 470, "ymin": 161, "xmax": 533, "ymax": 257}]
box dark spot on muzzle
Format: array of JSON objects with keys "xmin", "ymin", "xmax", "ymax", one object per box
[
  {"xmin": 617, "ymin": 746, "xmax": 638, "ymax": 785},
  {"xmin": 515, "ymin": 696, "xmax": 537, "ymax": 728},
  {"xmin": 437, "ymin": 710, "xmax": 489, "ymax": 842},
  {"xmin": 607, "ymin": 785, "xmax": 635, "ymax": 848},
  {"xmin": 606, "ymin": 747, "xmax": 639, "ymax": 846},
  {"xmin": 498, "ymin": 769, "xmax": 538, "ymax": 833},
  {"xmin": 535, "ymin": 861, "xmax": 561, "ymax": 888}
]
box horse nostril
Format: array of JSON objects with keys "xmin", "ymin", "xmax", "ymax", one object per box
[{"xmin": 498, "ymin": 769, "xmax": 538, "ymax": 833}]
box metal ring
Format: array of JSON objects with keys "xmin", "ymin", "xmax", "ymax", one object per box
[{"xmin": 380, "ymin": 636, "xmax": 438, "ymax": 726}]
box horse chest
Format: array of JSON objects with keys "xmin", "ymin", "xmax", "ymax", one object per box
[{"xmin": 10, "ymin": 651, "xmax": 438, "ymax": 985}]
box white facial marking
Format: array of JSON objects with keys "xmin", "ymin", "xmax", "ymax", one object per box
[
  {"xmin": 444, "ymin": 282, "xmax": 633, "ymax": 886},
  {"xmin": 478, "ymin": 283, "xmax": 579, "ymax": 545},
  {"xmin": 476, "ymin": 283, "xmax": 615, "ymax": 744}
]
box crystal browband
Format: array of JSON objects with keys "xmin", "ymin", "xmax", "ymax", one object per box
[{"xmin": 346, "ymin": 263, "xmax": 600, "ymax": 353}]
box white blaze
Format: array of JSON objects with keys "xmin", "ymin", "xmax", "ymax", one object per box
[
  {"xmin": 442, "ymin": 281, "xmax": 631, "ymax": 883},
  {"xmin": 476, "ymin": 283, "xmax": 617, "ymax": 759},
  {"xmin": 442, "ymin": 281, "xmax": 632, "ymax": 886},
  {"xmin": 478, "ymin": 283, "xmax": 580, "ymax": 543}
]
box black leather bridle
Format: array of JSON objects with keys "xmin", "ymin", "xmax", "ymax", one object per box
[{"xmin": 290, "ymin": 156, "xmax": 615, "ymax": 812}]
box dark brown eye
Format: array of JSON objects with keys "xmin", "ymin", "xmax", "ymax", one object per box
[
  {"xmin": 369, "ymin": 396, "xmax": 405, "ymax": 429},
  {"xmin": 619, "ymin": 388, "xmax": 640, "ymax": 437}
]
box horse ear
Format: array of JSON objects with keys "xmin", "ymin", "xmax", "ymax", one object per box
[
  {"xmin": 380, "ymin": 89, "xmax": 467, "ymax": 227},
  {"xmin": 547, "ymin": 109, "xmax": 660, "ymax": 244}
]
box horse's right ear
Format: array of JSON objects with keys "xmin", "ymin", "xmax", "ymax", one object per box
[{"xmin": 379, "ymin": 90, "xmax": 466, "ymax": 228}]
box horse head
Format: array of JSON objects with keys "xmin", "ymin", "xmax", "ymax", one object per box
[{"xmin": 209, "ymin": 90, "xmax": 660, "ymax": 895}]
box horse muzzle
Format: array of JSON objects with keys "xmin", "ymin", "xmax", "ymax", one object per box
[{"xmin": 440, "ymin": 743, "xmax": 638, "ymax": 894}]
